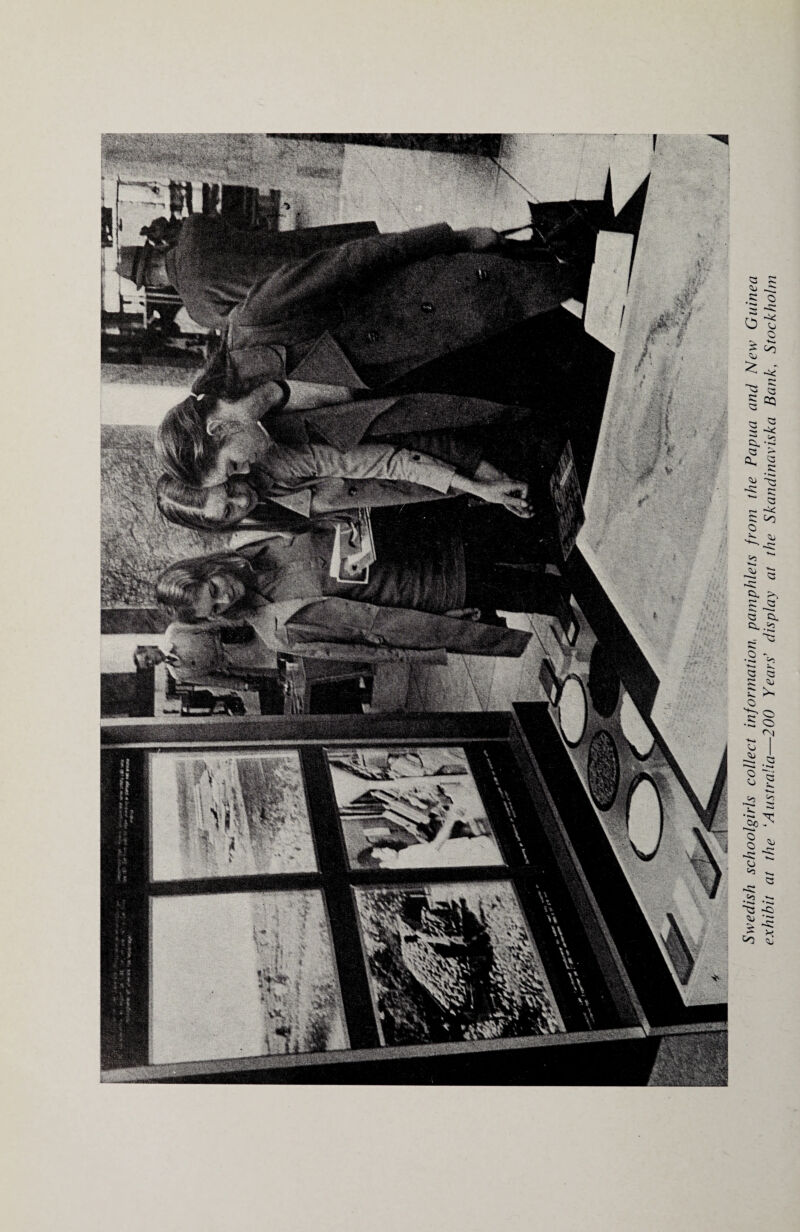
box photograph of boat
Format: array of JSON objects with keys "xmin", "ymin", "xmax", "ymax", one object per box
[{"xmin": 354, "ymin": 881, "xmax": 564, "ymax": 1045}]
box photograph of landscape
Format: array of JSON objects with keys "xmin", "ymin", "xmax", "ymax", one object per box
[
  {"xmin": 149, "ymin": 750, "xmax": 316, "ymax": 879},
  {"xmin": 354, "ymin": 880, "xmax": 565, "ymax": 1046},
  {"xmin": 149, "ymin": 890, "xmax": 348, "ymax": 1064},
  {"xmin": 326, "ymin": 746, "xmax": 504, "ymax": 869}
]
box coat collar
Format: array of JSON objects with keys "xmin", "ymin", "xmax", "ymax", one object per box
[{"xmin": 286, "ymin": 331, "xmax": 369, "ymax": 388}]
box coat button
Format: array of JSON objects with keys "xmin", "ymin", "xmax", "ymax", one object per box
[
  {"xmin": 348, "ymin": 486, "xmax": 358, "ymax": 496},
  {"xmin": 366, "ymin": 329, "xmax": 380, "ymax": 343},
  {"xmin": 420, "ymin": 301, "xmax": 434, "ymax": 313},
  {"xmin": 476, "ymin": 267, "xmax": 488, "ymax": 280}
]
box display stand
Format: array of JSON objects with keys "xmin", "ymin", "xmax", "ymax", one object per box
[{"xmin": 101, "ymin": 708, "xmax": 724, "ymax": 1083}]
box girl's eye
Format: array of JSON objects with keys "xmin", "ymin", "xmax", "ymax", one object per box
[
  {"xmin": 208, "ymin": 580, "xmax": 218, "ymax": 599},
  {"xmin": 223, "ymin": 505, "xmax": 232, "ymax": 521}
]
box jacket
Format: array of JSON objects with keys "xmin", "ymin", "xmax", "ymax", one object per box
[
  {"xmin": 213, "ymin": 223, "xmax": 581, "ymax": 389},
  {"xmin": 263, "ymin": 390, "xmax": 531, "ymax": 454},
  {"xmin": 246, "ymin": 597, "xmax": 531, "ymax": 663},
  {"xmin": 249, "ymin": 436, "xmax": 482, "ymax": 518},
  {"xmin": 165, "ymin": 216, "xmax": 379, "ymax": 329},
  {"xmin": 238, "ymin": 514, "xmax": 466, "ymax": 615}
]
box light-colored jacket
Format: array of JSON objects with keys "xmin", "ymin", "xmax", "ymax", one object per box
[
  {"xmin": 254, "ymin": 440, "xmax": 459, "ymax": 518},
  {"xmin": 163, "ymin": 621, "xmax": 277, "ymax": 689},
  {"xmin": 246, "ymin": 597, "xmax": 530, "ymax": 663}
]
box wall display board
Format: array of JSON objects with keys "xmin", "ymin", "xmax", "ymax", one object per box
[{"xmin": 101, "ymin": 711, "xmax": 724, "ymax": 1083}]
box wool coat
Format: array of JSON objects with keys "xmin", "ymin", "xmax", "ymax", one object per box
[
  {"xmin": 193, "ymin": 223, "xmax": 582, "ymax": 390},
  {"xmin": 165, "ymin": 215, "xmax": 379, "ymax": 329}
]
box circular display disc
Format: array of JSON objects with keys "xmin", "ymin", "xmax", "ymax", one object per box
[
  {"xmin": 587, "ymin": 730, "xmax": 620, "ymax": 811},
  {"xmin": 620, "ymin": 692, "xmax": 655, "ymax": 759},
  {"xmin": 558, "ymin": 675, "xmax": 588, "ymax": 746},
  {"xmin": 626, "ymin": 775, "xmax": 663, "ymax": 860}
]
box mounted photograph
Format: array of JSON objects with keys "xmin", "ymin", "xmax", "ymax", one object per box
[{"xmin": 325, "ymin": 745, "xmax": 506, "ymax": 869}]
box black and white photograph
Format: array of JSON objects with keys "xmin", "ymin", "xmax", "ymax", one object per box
[
  {"xmin": 149, "ymin": 749, "xmax": 316, "ymax": 879},
  {"xmin": 325, "ymin": 745, "xmax": 505, "ymax": 869},
  {"xmin": 8, "ymin": 2, "xmax": 800, "ymax": 1225},
  {"xmin": 353, "ymin": 881, "xmax": 565, "ymax": 1045},
  {"xmin": 99, "ymin": 132, "xmax": 729, "ymax": 1086},
  {"xmin": 149, "ymin": 889, "xmax": 348, "ymax": 1064}
]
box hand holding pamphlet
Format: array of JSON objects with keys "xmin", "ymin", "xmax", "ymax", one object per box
[{"xmin": 329, "ymin": 508, "xmax": 377, "ymax": 583}]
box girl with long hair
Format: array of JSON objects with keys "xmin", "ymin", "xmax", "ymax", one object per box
[{"xmin": 153, "ymin": 499, "xmax": 570, "ymax": 662}]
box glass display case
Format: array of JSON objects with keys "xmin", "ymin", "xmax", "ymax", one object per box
[{"xmin": 101, "ymin": 709, "xmax": 725, "ymax": 1083}]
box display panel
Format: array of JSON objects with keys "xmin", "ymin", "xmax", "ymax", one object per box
[
  {"xmin": 149, "ymin": 891, "xmax": 348, "ymax": 1063},
  {"xmin": 325, "ymin": 746, "xmax": 505, "ymax": 870},
  {"xmin": 353, "ymin": 881, "xmax": 565, "ymax": 1045},
  {"xmin": 149, "ymin": 750, "xmax": 316, "ymax": 879},
  {"xmin": 101, "ymin": 718, "xmax": 668, "ymax": 1081}
]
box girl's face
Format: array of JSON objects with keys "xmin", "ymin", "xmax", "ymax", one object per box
[
  {"xmin": 202, "ymin": 478, "xmax": 258, "ymax": 526},
  {"xmin": 202, "ymin": 424, "xmax": 268, "ymax": 487},
  {"xmin": 191, "ymin": 571, "xmax": 247, "ymax": 619}
]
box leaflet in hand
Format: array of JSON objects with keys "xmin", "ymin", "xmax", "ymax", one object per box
[{"xmin": 329, "ymin": 508, "xmax": 376, "ymax": 583}]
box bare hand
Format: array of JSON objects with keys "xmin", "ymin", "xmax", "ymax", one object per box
[
  {"xmin": 458, "ymin": 227, "xmax": 499, "ymax": 251},
  {"xmin": 474, "ymin": 478, "xmax": 535, "ymax": 518}
]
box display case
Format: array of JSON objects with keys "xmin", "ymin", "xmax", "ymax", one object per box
[{"xmin": 101, "ymin": 710, "xmax": 724, "ymax": 1083}]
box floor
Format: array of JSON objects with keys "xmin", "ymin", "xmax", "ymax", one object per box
[
  {"xmin": 404, "ymin": 610, "xmax": 553, "ymax": 714},
  {"xmin": 337, "ymin": 133, "xmax": 617, "ymax": 234}
]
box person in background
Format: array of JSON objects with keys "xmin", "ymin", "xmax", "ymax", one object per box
[
  {"xmin": 133, "ymin": 623, "xmax": 275, "ymax": 693},
  {"xmin": 122, "ymin": 214, "xmax": 381, "ymax": 329}
]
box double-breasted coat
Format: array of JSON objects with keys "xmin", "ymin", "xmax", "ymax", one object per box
[{"xmin": 192, "ymin": 222, "xmax": 583, "ymax": 391}]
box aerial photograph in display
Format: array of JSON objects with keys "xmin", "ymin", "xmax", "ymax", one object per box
[
  {"xmin": 150, "ymin": 890, "xmax": 348, "ymax": 1064},
  {"xmin": 149, "ymin": 750, "xmax": 316, "ymax": 879}
]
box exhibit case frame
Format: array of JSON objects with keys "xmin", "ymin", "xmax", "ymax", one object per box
[{"xmin": 101, "ymin": 708, "xmax": 726, "ymax": 1084}]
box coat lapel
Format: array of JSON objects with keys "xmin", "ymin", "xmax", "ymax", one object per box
[
  {"xmin": 299, "ymin": 396, "xmax": 400, "ymax": 451},
  {"xmin": 286, "ymin": 331, "xmax": 369, "ymax": 387}
]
